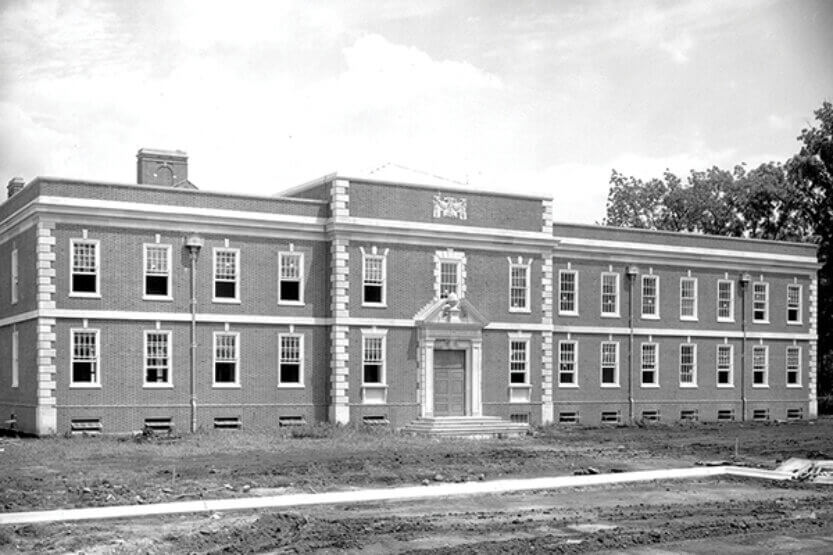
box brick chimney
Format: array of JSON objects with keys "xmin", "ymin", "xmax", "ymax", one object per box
[
  {"xmin": 7, "ymin": 177, "xmax": 24, "ymax": 199},
  {"xmin": 136, "ymin": 148, "xmax": 189, "ymax": 187}
]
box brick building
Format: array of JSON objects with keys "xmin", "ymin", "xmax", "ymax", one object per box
[{"xmin": 0, "ymin": 149, "xmax": 820, "ymax": 435}]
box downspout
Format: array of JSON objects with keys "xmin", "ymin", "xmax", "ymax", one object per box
[
  {"xmin": 186, "ymin": 235, "xmax": 204, "ymax": 433},
  {"xmin": 739, "ymin": 273, "xmax": 750, "ymax": 422},
  {"xmin": 627, "ymin": 265, "xmax": 639, "ymax": 424}
]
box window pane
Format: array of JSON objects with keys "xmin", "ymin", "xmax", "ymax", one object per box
[
  {"xmin": 440, "ymin": 262, "xmax": 459, "ymax": 297},
  {"xmin": 215, "ymin": 251, "xmax": 237, "ymax": 280},
  {"xmin": 560, "ymin": 271, "xmax": 576, "ymax": 312}
]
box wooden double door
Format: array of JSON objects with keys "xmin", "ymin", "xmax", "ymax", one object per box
[{"xmin": 433, "ymin": 350, "xmax": 465, "ymax": 416}]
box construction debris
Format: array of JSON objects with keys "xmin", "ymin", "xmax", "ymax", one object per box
[{"xmin": 776, "ymin": 458, "xmax": 833, "ymax": 484}]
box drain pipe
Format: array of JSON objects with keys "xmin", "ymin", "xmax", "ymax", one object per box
[
  {"xmin": 186, "ymin": 235, "xmax": 204, "ymax": 433},
  {"xmin": 739, "ymin": 273, "xmax": 750, "ymax": 422},
  {"xmin": 626, "ymin": 265, "xmax": 639, "ymax": 424}
]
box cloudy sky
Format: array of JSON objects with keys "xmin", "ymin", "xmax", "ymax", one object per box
[{"xmin": 1, "ymin": 1, "xmax": 831, "ymax": 222}]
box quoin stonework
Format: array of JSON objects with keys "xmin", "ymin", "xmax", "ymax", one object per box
[{"xmin": 0, "ymin": 149, "xmax": 820, "ymax": 435}]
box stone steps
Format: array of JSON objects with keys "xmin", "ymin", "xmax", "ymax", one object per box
[{"xmin": 402, "ymin": 416, "xmax": 530, "ymax": 438}]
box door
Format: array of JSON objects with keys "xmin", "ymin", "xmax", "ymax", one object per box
[{"xmin": 434, "ymin": 350, "xmax": 465, "ymax": 416}]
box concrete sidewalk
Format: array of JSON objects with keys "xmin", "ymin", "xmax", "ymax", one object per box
[{"xmin": 0, "ymin": 466, "xmax": 792, "ymax": 526}]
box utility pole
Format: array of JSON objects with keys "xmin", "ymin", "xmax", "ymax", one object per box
[{"xmin": 186, "ymin": 235, "xmax": 204, "ymax": 433}]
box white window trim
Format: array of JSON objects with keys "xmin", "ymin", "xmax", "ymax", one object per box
[
  {"xmin": 69, "ymin": 238, "xmax": 101, "ymax": 298},
  {"xmin": 557, "ymin": 340, "xmax": 579, "ymax": 388},
  {"xmin": 752, "ymin": 345, "xmax": 769, "ymax": 388},
  {"xmin": 277, "ymin": 332, "xmax": 305, "ymax": 388},
  {"xmin": 716, "ymin": 344, "xmax": 734, "ymax": 388},
  {"xmin": 717, "ymin": 279, "xmax": 735, "ymax": 323},
  {"xmin": 434, "ymin": 249, "xmax": 466, "ymax": 299},
  {"xmin": 509, "ymin": 333, "xmax": 532, "ymax": 404},
  {"xmin": 143, "ymin": 330, "xmax": 173, "ymax": 388},
  {"xmin": 212, "ymin": 331, "xmax": 241, "ymax": 388},
  {"xmin": 558, "ymin": 269, "xmax": 579, "ymax": 316},
  {"xmin": 142, "ymin": 243, "xmax": 173, "ymax": 301},
  {"xmin": 786, "ymin": 284, "xmax": 803, "ymax": 325},
  {"xmin": 507, "ymin": 257, "xmax": 532, "ymax": 313},
  {"xmin": 640, "ymin": 274, "xmax": 660, "ymax": 320},
  {"xmin": 212, "ymin": 247, "xmax": 241, "ymax": 304},
  {"xmin": 679, "ymin": 276, "xmax": 698, "ymax": 321},
  {"xmin": 786, "ymin": 345, "xmax": 802, "ymax": 388},
  {"xmin": 752, "ymin": 281, "xmax": 770, "ymax": 324},
  {"xmin": 11, "ymin": 328, "xmax": 19, "ymax": 388},
  {"xmin": 640, "ymin": 342, "xmax": 659, "ymax": 388},
  {"xmin": 361, "ymin": 329, "xmax": 388, "ymax": 404},
  {"xmin": 11, "ymin": 247, "xmax": 18, "ymax": 305},
  {"xmin": 679, "ymin": 343, "xmax": 697, "ymax": 388},
  {"xmin": 600, "ymin": 272, "xmax": 620, "ymax": 318},
  {"xmin": 600, "ymin": 341, "xmax": 620, "ymax": 388},
  {"xmin": 360, "ymin": 247, "xmax": 388, "ymax": 308},
  {"xmin": 278, "ymin": 250, "xmax": 305, "ymax": 306},
  {"xmin": 70, "ymin": 328, "xmax": 101, "ymax": 388}
]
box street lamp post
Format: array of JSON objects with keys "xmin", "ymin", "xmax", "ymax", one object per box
[
  {"xmin": 185, "ymin": 235, "xmax": 204, "ymax": 433},
  {"xmin": 626, "ymin": 265, "xmax": 639, "ymax": 424}
]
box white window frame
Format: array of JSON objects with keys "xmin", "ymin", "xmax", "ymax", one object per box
[
  {"xmin": 717, "ymin": 279, "xmax": 735, "ymax": 322},
  {"xmin": 508, "ymin": 257, "xmax": 532, "ymax": 313},
  {"xmin": 509, "ymin": 333, "xmax": 532, "ymax": 403},
  {"xmin": 143, "ymin": 330, "xmax": 172, "ymax": 388},
  {"xmin": 212, "ymin": 331, "xmax": 241, "ymax": 387},
  {"xmin": 600, "ymin": 341, "xmax": 620, "ymax": 387},
  {"xmin": 142, "ymin": 243, "xmax": 173, "ymax": 301},
  {"xmin": 11, "ymin": 247, "xmax": 18, "ymax": 304},
  {"xmin": 641, "ymin": 342, "xmax": 659, "ymax": 388},
  {"xmin": 640, "ymin": 274, "xmax": 660, "ymax": 319},
  {"xmin": 278, "ymin": 333, "xmax": 304, "ymax": 388},
  {"xmin": 212, "ymin": 248, "xmax": 240, "ymax": 303},
  {"xmin": 679, "ymin": 343, "xmax": 697, "ymax": 388},
  {"xmin": 752, "ymin": 281, "xmax": 769, "ymax": 323},
  {"xmin": 752, "ymin": 345, "xmax": 768, "ymax": 388},
  {"xmin": 557, "ymin": 340, "xmax": 578, "ymax": 388},
  {"xmin": 278, "ymin": 250, "xmax": 305, "ymax": 306},
  {"xmin": 600, "ymin": 272, "xmax": 620, "ymax": 317},
  {"xmin": 361, "ymin": 247, "xmax": 388, "ymax": 307},
  {"xmin": 69, "ymin": 238, "xmax": 101, "ymax": 298},
  {"xmin": 361, "ymin": 329, "xmax": 388, "ymax": 404},
  {"xmin": 435, "ymin": 249, "xmax": 466, "ymax": 299},
  {"xmin": 679, "ymin": 277, "xmax": 697, "ymax": 321},
  {"xmin": 716, "ymin": 344, "xmax": 734, "ymax": 388},
  {"xmin": 786, "ymin": 284, "xmax": 803, "ymax": 325},
  {"xmin": 558, "ymin": 269, "xmax": 578, "ymax": 316},
  {"xmin": 11, "ymin": 328, "xmax": 19, "ymax": 388},
  {"xmin": 786, "ymin": 345, "xmax": 802, "ymax": 387},
  {"xmin": 70, "ymin": 328, "xmax": 101, "ymax": 388}
]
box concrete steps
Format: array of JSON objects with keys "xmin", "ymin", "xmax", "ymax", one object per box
[{"xmin": 402, "ymin": 416, "xmax": 530, "ymax": 438}]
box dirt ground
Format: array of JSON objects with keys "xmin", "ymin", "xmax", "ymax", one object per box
[{"xmin": 1, "ymin": 418, "xmax": 833, "ymax": 553}]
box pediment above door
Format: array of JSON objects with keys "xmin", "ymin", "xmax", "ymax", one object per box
[{"xmin": 413, "ymin": 294, "xmax": 489, "ymax": 330}]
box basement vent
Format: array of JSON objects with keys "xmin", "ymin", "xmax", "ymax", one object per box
[
  {"xmin": 70, "ymin": 418, "xmax": 102, "ymax": 436},
  {"xmin": 786, "ymin": 408, "xmax": 804, "ymax": 421},
  {"xmin": 600, "ymin": 411, "xmax": 621, "ymax": 424},
  {"xmin": 510, "ymin": 413, "xmax": 530, "ymax": 424},
  {"xmin": 278, "ymin": 415, "xmax": 306, "ymax": 427},
  {"xmin": 214, "ymin": 416, "xmax": 241, "ymax": 430},
  {"xmin": 752, "ymin": 409, "xmax": 770, "ymax": 421},
  {"xmin": 680, "ymin": 409, "xmax": 699, "ymax": 422},
  {"xmin": 362, "ymin": 415, "xmax": 390, "ymax": 426},
  {"xmin": 558, "ymin": 411, "xmax": 579, "ymax": 424},
  {"xmin": 143, "ymin": 417, "xmax": 173, "ymax": 433},
  {"xmin": 641, "ymin": 409, "xmax": 660, "ymax": 422},
  {"xmin": 717, "ymin": 409, "xmax": 735, "ymax": 422}
]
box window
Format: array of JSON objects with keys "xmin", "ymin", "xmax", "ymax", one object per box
[
  {"xmin": 213, "ymin": 332, "xmax": 239, "ymax": 386},
  {"xmin": 717, "ymin": 280, "xmax": 734, "ymax": 322},
  {"xmin": 362, "ymin": 248, "xmax": 386, "ymax": 306},
  {"xmin": 752, "ymin": 345, "xmax": 768, "ymax": 386},
  {"xmin": 213, "ymin": 248, "xmax": 239, "ymax": 301},
  {"xmin": 440, "ymin": 261, "xmax": 461, "ymax": 298},
  {"xmin": 641, "ymin": 275, "xmax": 659, "ymax": 318},
  {"xmin": 601, "ymin": 273, "xmax": 619, "ymax": 317},
  {"xmin": 786, "ymin": 346, "xmax": 801, "ymax": 387},
  {"xmin": 143, "ymin": 244, "xmax": 171, "ymax": 298},
  {"xmin": 508, "ymin": 259, "xmax": 530, "ymax": 312},
  {"xmin": 600, "ymin": 342, "xmax": 619, "ymax": 386},
  {"xmin": 680, "ymin": 277, "xmax": 697, "ymax": 320},
  {"xmin": 752, "ymin": 282, "xmax": 769, "ymax": 323},
  {"xmin": 11, "ymin": 329, "xmax": 18, "ymax": 388},
  {"xmin": 435, "ymin": 249, "xmax": 466, "ymax": 299},
  {"xmin": 716, "ymin": 345, "xmax": 733, "ymax": 387},
  {"xmin": 787, "ymin": 284, "xmax": 802, "ymax": 324},
  {"xmin": 679, "ymin": 344, "xmax": 696, "ymax": 387},
  {"xmin": 144, "ymin": 331, "xmax": 171, "ymax": 386},
  {"xmin": 278, "ymin": 334, "xmax": 303, "ymax": 386},
  {"xmin": 71, "ymin": 329, "xmax": 100, "ymax": 386},
  {"xmin": 10, "ymin": 248, "xmax": 18, "ymax": 304},
  {"xmin": 510, "ymin": 339, "xmax": 530, "ymax": 385},
  {"xmin": 558, "ymin": 341, "xmax": 577, "ymax": 386},
  {"xmin": 641, "ymin": 343, "xmax": 658, "ymax": 386},
  {"xmin": 362, "ymin": 331, "xmax": 387, "ymax": 404},
  {"xmin": 278, "ymin": 251, "xmax": 304, "ymax": 304},
  {"xmin": 70, "ymin": 239, "xmax": 99, "ymax": 295},
  {"xmin": 559, "ymin": 270, "xmax": 578, "ymax": 315}
]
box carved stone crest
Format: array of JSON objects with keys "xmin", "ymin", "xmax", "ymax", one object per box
[{"xmin": 433, "ymin": 193, "xmax": 467, "ymax": 220}]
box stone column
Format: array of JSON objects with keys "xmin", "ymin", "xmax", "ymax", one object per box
[
  {"xmin": 471, "ymin": 339, "xmax": 483, "ymax": 417},
  {"xmin": 329, "ymin": 179, "xmax": 351, "ymax": 424},
  {"xmin": 541, "ymin": 253, "xmax": 554, "ymax": 425},
  {"xmin": 422, "ymin": 339, "xmax": 435, "ymax": 417},
  {"xmin": 35, "ymin": 219, "xmax": 57, "ymax": 435},
  {"xmin": 809, "ymin": 277, "xmax": 818, "ymax": 419}
]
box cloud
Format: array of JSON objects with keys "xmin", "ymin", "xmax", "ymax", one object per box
[
  {"xmin": 660, "ymin": 34, "xmax": 695, "ymax": 63},
  {"xmin": 766, "ymin": 113, "xmax": 791, "ymax": 130}
]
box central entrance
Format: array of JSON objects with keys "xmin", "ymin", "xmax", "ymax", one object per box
[{"xmin": 433, "ymin": 350, "xmax": 466, "ymax": 416}]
